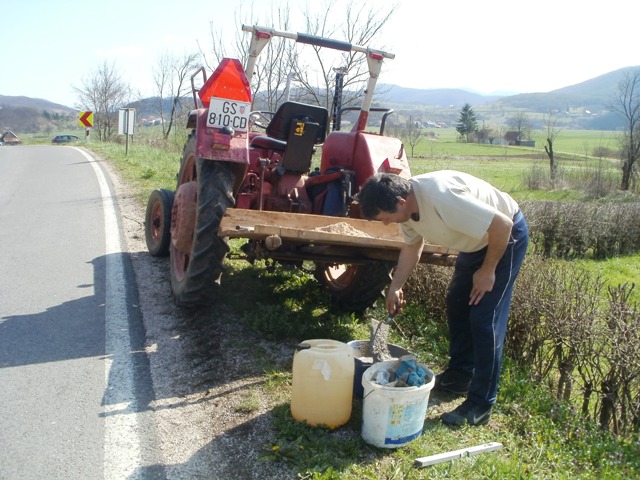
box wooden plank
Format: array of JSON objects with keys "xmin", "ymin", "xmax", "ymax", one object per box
[
  {"xmin": 219, "ymin": 208, "xmax": 457, "ymax": 256},
  {"xmin": 221, "ymin": 208, "xmax": 401, "ymax": 240},
  {"xmin": 414, "ymin": 442, "xmax": 503, "ymax": 467}
]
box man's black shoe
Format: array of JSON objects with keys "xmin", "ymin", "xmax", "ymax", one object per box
[
  {"xmin": 441, "ymin": 399, "xmax": 492, "ymax": 426},
  {"xmin": 433, "ymin": 368, "xmax": 472, "ymax": 396}
]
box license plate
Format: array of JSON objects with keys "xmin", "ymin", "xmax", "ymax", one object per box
[{"xmin": 206, "ymin": 97, "xmax": 251, "ymax": 132}]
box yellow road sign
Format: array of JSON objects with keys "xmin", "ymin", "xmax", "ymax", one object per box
[{"xmin": 79, "ymin": 111, "xmax": 93, "ymax": 127}]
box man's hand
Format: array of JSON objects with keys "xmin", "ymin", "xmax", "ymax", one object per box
[
  {"xmin": 469, "ymin": 211, "xmax": 512, "ymax": 305},
  {"xmin": 386, "ymin": 288, "xmax": 405, "ymax": 315},
  {"xmin": 470, "ymin": 267, "xmax": 495, "ymax": 305}
]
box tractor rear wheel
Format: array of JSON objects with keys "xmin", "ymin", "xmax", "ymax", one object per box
[
  {"xmin": 145, "ymin": 188, "xmax": 174, "ymax": 257},
  {"xmin": 314, "ymin": 262, "xmax": 394, "ymax": 314},
  {"xmin": 169, "ymin": 134, "xmax": 235, "ymax": 307}
]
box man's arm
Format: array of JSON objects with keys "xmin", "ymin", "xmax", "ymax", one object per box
[
  {"xmin": 386, "ymin": 239, "xmax": 424, "ymax": 314},
  {"xmin": 469, "ymin": 211, "xmax": 514, "ymax": 305}
]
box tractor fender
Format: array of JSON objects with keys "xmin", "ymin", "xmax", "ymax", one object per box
[{"xmin": 186, "ymin": 109, "xmax": 199, "ymax": 129}]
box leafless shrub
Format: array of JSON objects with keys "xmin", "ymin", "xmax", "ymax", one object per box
[
  {"xmin": 403, "ymin": 263, "xmax": 451, "ymax": 322},
  {"xmin": 521, "ymin": 201, "xmax": 640, "ymax": 259},
  {"xmin": 593, "ymin": 285, "xmax": 640, "ymax": 434},
  {"xmin": 508, "ymin": 260, "xmax": 640, "ymax": 435},
  {"xmin": 566, "ymin": 162, "xmax": 620, "ymax": 199},
  {"xmin": 592, "ymin": 146, "xmax": 618, "ymax": 159},
  {"xmin": 522, "ymin": 161, "xmax": 620, "ymax": 198},
  {"xmin": 523, "ymin": 163, "xmax": 549, "ymax": 190},
  {"xmin": 507, "ymin": 258, "xmax": 603, "ymax": 385}
]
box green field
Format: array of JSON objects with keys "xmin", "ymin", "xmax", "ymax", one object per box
[{"xmin": 399, "ymin": 127, "xmax": 619, "ymax": 158}]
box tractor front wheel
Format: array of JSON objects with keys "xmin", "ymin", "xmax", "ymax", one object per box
[{"xmin": 169, "ymin": 134, "xmax": 235, "ymax": 307}]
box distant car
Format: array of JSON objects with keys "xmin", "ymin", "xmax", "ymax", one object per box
[{"xmin": 52, "ymin": 134, "xmax": 81, "ymax": 144}]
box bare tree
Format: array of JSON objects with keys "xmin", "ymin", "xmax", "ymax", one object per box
[
  {"xmin": 73, "ymin": 61, "xmax": 130, "ymax": 141},
  {"xmin": 200, "ymin": 1, "xmax": 297, "ymax": 111},
  {"xmin": 296, "ymin": 1, "xmax": 398, "ymax": 112},
  {"xmin": 506, "ymin": 112, "xmax": 532, "ymax": 145},
  {"xmin": 476, "ymin": 122, "xmax": 496, "ymax": 144},
  {"xmin": 153, "ymin": 51, "xmax": 200, "ymax": 140},
  {"xmin": 544, "ymin": 110, "xmax": 563, "ymax": 185},
  {"xmin": 200, "ymin": 0, "xmax": 397, "ymax": 113},
  {"xmin": 404, "ymin": 116, "xmax": 423, "ymax": 158},
  {"xmin": 610, "ymin": 69, "xmax": 640, "ymax": 191}
]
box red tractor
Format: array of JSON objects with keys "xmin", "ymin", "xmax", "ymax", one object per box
[{"xmin": 144, "ymin": 25, "xmax": 455, "ymax": 313}]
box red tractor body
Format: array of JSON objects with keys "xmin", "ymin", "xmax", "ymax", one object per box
[{"xmin": 144, "ymin": 25, "xmax": 455, "ymax": 312}]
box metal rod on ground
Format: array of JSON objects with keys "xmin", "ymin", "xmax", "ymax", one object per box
[{"xmin": 414, "ymin": 442, "xmax": 503, "ymax": 468}]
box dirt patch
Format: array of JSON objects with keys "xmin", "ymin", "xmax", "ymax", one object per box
[{"xmin": 313, "ymin": 222, "xmax": 372, "ymax": 237}]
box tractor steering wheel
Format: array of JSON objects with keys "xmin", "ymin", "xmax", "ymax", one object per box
[{"xmin": 249, "ymin": 111, "xmax": 275, "ymax": 131}]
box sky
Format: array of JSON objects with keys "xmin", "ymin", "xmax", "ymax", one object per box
[{"xmin": 1, "ymin": 0, "xmax": 638, "ymax": 109}]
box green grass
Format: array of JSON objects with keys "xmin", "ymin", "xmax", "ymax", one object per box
[
  {"xmin": 531, "ymin": 129, "xmax": 621, "ymax": 157},
  {"xmin": 82, "ymin": 128, "xmax": 639, "ymax": 479},
  {"xmin": 85, "ymin": 139, "xmax": 180, "ymax": 202},
  {"xmin": 575, "ymin": 255, "xmax": 640, "ymax": 297},
  {"xmin": 409, "ymin": 128, "xmax": 621, "ymax": 160},
  {"xmin": 219, "ymin": 259, "xmax": 640, "ymax": 479}
]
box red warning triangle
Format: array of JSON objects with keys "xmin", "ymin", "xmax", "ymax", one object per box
[{"xmin": 198, "ymin": 58, "xmax": 252, "ymax": 107}]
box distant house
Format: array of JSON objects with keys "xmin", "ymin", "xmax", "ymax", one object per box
[
  {"xmin": 504, "ymin": 131, "xmax": 520, "ymax": 145},
  {"xmin": 1, "ymin": 131, "xmax": 21, "ymax": 145},
  {"xmin": 504, "ymin": 131, "xmax": 535, "ymax": 147}
]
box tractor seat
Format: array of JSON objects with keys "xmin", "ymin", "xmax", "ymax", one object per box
[
  {"xmin": 250, "ymin": 101, "xmax": 329, "ymax": 172},
  {"xmin": 250, "ymin": 135, "xmax": 286, "ymax": 152}
]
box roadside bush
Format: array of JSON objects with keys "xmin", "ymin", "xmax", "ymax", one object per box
[
  {"xmin": 402, "ymin": 263, "xmax": 451, "ymax": 323},
  {"xmin": 512, "ymin": 261, "xmax": 640, "ymax": 436},
  {"xmin": 522, "ymin": 162, "xmax": 550, "ymax": 190},
  {"xmin": 522, "ymin": 160, "xmax": 622, "ymax": 198},
  {"xmin": 568, "ymin": 161, "xmax": 621, "ymax": 199},
  {"xmin": 592, "ymin": 145, "xmax": 618, "ymax": 159},
  {"xmin": 521, "ymin": 200, "xmax": 640, "ymax": 258}
]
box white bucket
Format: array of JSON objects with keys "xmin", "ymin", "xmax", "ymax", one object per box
[{"xmin": 361, "ymin": 360, "xmax": 435, "ymax": 448}]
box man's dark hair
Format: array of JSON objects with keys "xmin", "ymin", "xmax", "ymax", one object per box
[{"xmin": 357, "ymin": 173, "xmax": 411, "ymax": 220}]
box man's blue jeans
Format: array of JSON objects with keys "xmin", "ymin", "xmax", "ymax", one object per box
[{"xmin": 445, "ymin": 210, "xmax": 529, "ymax": 406}]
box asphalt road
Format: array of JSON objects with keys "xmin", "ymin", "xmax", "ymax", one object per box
[{"xmin": 0, "ymin": 145, "xmax": 161, "ymax": 479}]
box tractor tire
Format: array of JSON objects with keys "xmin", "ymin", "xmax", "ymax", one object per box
[
  {"xmin": 314, "ymin": 261, "xmax": 394, "ymax": 314},
  {"xmin": 170, "ymin": 135, "xmax": 235, "ymax": 308},
  {"xmin": 145, "ymin": 188, "xmax": 174, "ymax": 257}
]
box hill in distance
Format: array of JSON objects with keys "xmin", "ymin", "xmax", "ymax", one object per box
[
  {"xmin": 1, "ymin": 66, "xmax": 638, "ymax": 133},
  {"xmin": 383, "ymin": 66, "xmax": 637, "ymax": 111},
  {"xmin": 381, "ymin": 86, "xmax": 503, "ymax": 107},
  {"xmin": 0, "ymin": 95, "xmax": 75, "ymax": 113}
]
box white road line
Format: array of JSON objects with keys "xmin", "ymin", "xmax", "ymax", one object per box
[{"xmin": 77, "ymin": 148, "xmax": 142, "ymax": 479}]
